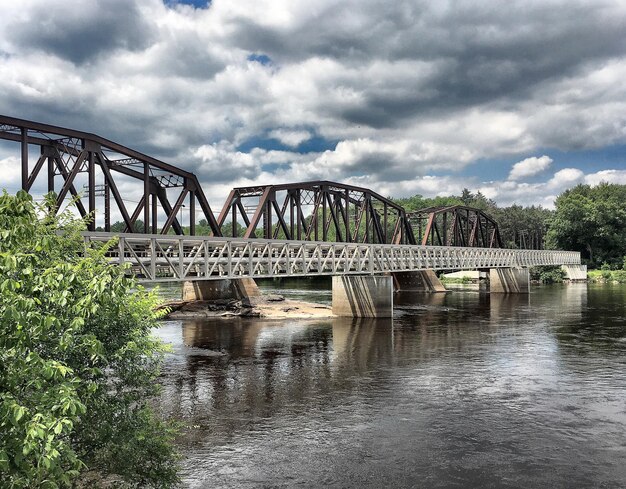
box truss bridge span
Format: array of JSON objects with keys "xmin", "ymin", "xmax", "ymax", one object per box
[{"xmin": 83, "ymin": 232, "xmax": 581, "ymax": 283}]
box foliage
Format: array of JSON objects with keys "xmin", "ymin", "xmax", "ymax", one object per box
[
  {"xmin": 491, "ymin": 205, "xmax": 553, "ymax": 249},
  {"xmin": 440, "ymin": 274, "xmax": 474, "ymax": 284},
  {"xmin": 588, "ymin": 269, "xmax": 626, "ymax": 284},
  {"xmin": 546, "ymin": 183, "xmax": 626, "ymax": 267},
  {"xmin": 613, "ymin": 270, "xmax": 626, "ymax": 283},
  {"xmin": 393, "ymin": 193, "xmax": 464, "ymax": 212},
  {"xmin": 530, "ymin": 266, "xmax": 566, "ymax": 284},
  {"xmin": 395, "ymin": 189, "xmax": 553, "ymax": 249},
  {"xmin": 0, "ymin": 191, "xmax": 179, "ymax": 488}
]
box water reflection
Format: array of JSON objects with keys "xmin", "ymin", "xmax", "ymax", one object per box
[{"xmin": 155, "ymin": 284, "xmax": 626, "ymax": 488}]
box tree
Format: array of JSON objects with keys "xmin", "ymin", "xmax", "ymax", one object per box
[
  {"xmin": 492, "ymin": 205, "xmax": 553, "ymax": 249},
  {"xmin": 0, "ymin": 191, "xmax": 179, "ymax": 488},
  {"xmin": 547, "ymin": 183, "xmax": 626, "ymax": 266}
]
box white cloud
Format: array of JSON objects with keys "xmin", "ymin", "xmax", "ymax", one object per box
[
  {"xmin": 0, "ymin": 156, "xmax": 20, "ymax": 187},
  {"xmin": 268, "ymin": 129, "xmax": 311, "ymax": 147},
  {"xmin": 508, "ymin": 155, "xmax": 553, "ymax": 180},
  {"xmin": 584, "ymin": 169, "xmax": 626, "ymax": 186},
  {"xmin": 547, "ymin": 168, "xmax": 585, "ymax": 188},
  {"xmin": 1, "ymin": 0, "xmax": 626, "ymax": 211}
]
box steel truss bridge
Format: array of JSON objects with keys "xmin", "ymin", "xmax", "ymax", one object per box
[
  {"xmin": 84, "ymin": 232, "xmax": 581, "ymax": 283},
  {"xmin": 2, "ymin": 115, "xmax": 581, "ymax": 281}
]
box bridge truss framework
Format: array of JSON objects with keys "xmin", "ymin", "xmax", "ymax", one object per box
[
  {"xmin": 0, "ymin": 115, "xmax": 221, "ymax": 236},
  {"xmin": 83, "ymin": 232, "xmax": 581, "ymax": 283},
  {"xmin": 217, "ymin": 181, "xmax": 415, "ymax": 245}
]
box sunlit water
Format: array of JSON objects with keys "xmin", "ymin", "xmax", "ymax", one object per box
[{"xmin": 153, "ymin": 279, "xmax": 626, "ymax": 488}]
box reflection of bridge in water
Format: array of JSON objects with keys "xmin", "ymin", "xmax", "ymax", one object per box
[
  {"xmin": 1, "ymin": 115, "xmax": 584, "ymax": 317},
  {"xmin": 158, "ymin": 286, "xmax": 588, "ymax": 438}
]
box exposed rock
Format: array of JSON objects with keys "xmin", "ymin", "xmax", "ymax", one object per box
[
  {"xmin": 265, "ymin": 294, "xmax": 285, "ymax": 302},
  {"xmin": 159, "ymin": 295, "xmax": 333, "ymax": 320}
]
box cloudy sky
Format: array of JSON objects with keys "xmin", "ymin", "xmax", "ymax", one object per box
[{"xmin": 1, "ymin": 0, "xmax": 626, "ymax": 210}]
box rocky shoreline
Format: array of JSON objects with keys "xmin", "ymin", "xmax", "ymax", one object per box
[{"xmin": 157, "ymin": 294, "xmax": 335, "ymax": 320}]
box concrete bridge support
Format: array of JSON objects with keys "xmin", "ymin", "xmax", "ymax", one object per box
[
  {"xmin": 489, "ymin": 268, "xmax": 530, "ymax": 293},
  {"xmin": 332, "ymin": 275, "xmax": 393, "ymax": 318},
  {"xmin": 182, "ymin": 278, "xmax": 261, "ymax": 301},
  {"xmin": 561, "ymin": 264, "xmax": 588, "ymax": 281},
  {"xmin": 392, "ymin": 270, "xmax": 446, "ymax": 292}
]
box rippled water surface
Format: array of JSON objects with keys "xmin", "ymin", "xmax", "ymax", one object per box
[{"xmin": 154, "ymin": 280, "xmax": 626, "ymax": 488}]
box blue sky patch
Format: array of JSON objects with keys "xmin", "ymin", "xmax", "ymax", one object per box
[
  {"xmin": 247, "ymin": 53, "xmax": 273, "ymax": 66},
  {"xmin": 164, "ymin": 0, "xmax": 210, "ymax": 9},
  {"xmin": 237, "ymin": 134, "xmax": 337, "ymax": 154}
]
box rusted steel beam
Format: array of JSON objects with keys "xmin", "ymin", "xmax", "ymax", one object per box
[{"xmin": 0, "ymin": 115, "xmax": 222, "ymax": 237}]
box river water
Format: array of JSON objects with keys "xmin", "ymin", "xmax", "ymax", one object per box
[{"xmin": 154, "ymin": 280, "xmax": 626, "ymax": 488}]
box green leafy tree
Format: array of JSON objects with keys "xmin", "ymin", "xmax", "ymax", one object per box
[
  {"xmin": 0, "ymin": 191, "xmax": 179, "ymax": 488},
  {"xmin": 492, "ymin": 205, "xmax": 553, "ymax": 249},
  {"xmin": 547, "ymin": 183, "xmax": 626, "ymax": 266}
]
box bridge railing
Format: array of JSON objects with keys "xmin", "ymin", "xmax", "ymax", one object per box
[{"xmin": 82, "ymin": 232, "xmax": 581, "ymax": 282}]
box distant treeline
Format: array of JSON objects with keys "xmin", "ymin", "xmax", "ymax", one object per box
[
  {"xmin": 393, "ymin": 189, "xmax": 551, "ymax": 251},
  {"xmin": 395, "ymin": 183, "xmax": 626, "ymax": 269}
]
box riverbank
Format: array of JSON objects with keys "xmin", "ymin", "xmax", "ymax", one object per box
[
  {"xmin": 158, "ymin": 294, "xmax": 335, "ymax": 320},
  {"xmin": 587, "ymin": 269, "xmax": 626, "ymax": 283}
]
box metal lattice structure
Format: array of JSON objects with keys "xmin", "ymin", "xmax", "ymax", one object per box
[
  {"xmin": 0, "ymin": 115, "xmax": 221, "ymax": 236},
  {"xmin": 83, "ymin": 232, "xmax": 581, "ymax": 283},
  {"xmin": 217, "ymin": 181, "xmax": 415, "ymax": 245},
  {"xmin": 408, "ymin": 205, "xmax": 503, "ymax": 248}
]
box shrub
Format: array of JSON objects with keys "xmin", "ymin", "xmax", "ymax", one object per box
[
  {"xmin": 0, "ymin": 191, "xmax": 179, "ymax": 488},
  {"xmin": 531, "ymin": 266, "xmax": 566, "ymax": 284},
  {"xmin": 612, "ymin": 270, "xmax": 626, "ymax": 284}
]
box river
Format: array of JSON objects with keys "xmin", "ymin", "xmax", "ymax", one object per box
[{"xmin": 154, "ymin": 279, "xmax": 626, "ymax": 488}]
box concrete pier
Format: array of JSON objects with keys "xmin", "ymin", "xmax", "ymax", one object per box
[
  {"xmin": 182, "ymin": 278, "xmax": 261, "ymax": 301},
  {"xmin": 561, "ymin": 264, "xmax": 588, "ymax": 281},
  {"xmin": 392, "ymin": 270, "xmax": 446, "ymax": 292},
  {"xmin": 489, "ymin": 268, "xmax": 530, "ymax": 293},
  {"xmin": 332, "ymin": 275, "xmax": 393, "ymax": 317}
]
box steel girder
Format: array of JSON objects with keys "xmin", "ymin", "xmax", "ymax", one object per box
[
  {"xmin": 216, "ymin": 181, "xmax": 416, "ymax": 245},
  {"xmin": 0, "ymin": 115, "xmax": 221, "ymax": 236},
  {"xmin": 408, "ymin": 205, "xmax": 503, "ymax": 248}
]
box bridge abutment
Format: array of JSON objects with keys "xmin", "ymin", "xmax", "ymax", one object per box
[
  {"xmin": 561, "ymin": 264, "xmax": 588, "ymax": 281},
  {"xmin": 489, "ymin": 268, "xmax": 530, "ymax": 293},
  {"xmin": 182, "ymin": 278, "xmax": 261, "ymax": 302},
  {"xmin": 332, "ymin": 275, "xmax": 393, "ymax": 318},
  {"xmin": 392, "ymin": 270, "xmax": 447, "ymax": 292}
]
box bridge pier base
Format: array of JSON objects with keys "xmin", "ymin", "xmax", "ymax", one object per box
[
  {"xmin": 392, "ymin": 270, "xmax": 446, "ymax": 292},
  {"xmin": 182, "ymin": 278, "xmax": 261, "ymax": 302},
  {"xmin": 489, "ymin": 268, "xmax": 530, "ymax": 293},
  {"xmin": 332, "ymin": 275, "xmax": 393, "ymax": 318},
  {"xmin": 561, "ymin": 264, "xmax": 588, "ymax": 281}
]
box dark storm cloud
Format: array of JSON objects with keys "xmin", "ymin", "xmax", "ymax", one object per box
[
  {"xmin": 8, "ymin": 0, "xmax": 155, "ymax": 64},
  {"xmin": 227, "ymin": 1, "xmax": 626, "ymax": 128},
  {"xmin": 340, "ymin": 152, "xmax": 420, "ymax": 181}
]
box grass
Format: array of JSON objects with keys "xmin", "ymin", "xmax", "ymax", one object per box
[{"xmin": 588, "ymin": 269, "xmax": 626, "ymax": 283}]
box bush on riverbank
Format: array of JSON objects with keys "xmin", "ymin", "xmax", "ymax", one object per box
[
  {"xmin": 588, "ymin": 269, "xmax": 626, "ymax": 284},
  {"xmin": 439, "ymin": 274, "xmax": 474, "ymax": 284},
  {"xmin": 529, "ymin": 266, "xmax": 566, "ymax": 284},
  {"xmin": 0, "ymin": 191, "xmax": 179, "ymax": 488}
]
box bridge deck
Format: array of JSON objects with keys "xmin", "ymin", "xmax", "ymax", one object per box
[{"xmin": 83, "ymin": 232, "xmax": 581, "ymax": 283}]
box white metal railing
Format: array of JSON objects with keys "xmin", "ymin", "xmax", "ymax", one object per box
[{"xmin": 82, "ymin": 232, "xmax": 581, "ymax": 283}]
